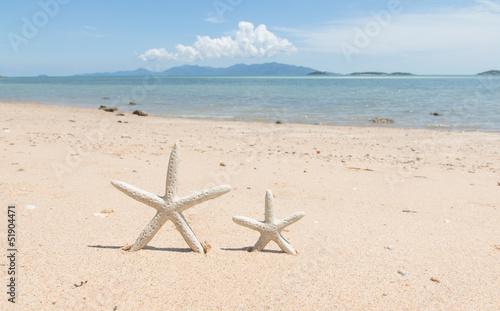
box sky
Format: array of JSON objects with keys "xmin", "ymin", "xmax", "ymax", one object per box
[{"xmin": 1, "ymin": 0, "xmax": 499, "ymax": 76}]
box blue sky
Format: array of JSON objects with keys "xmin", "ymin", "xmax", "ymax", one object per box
[{"xmin": 1, "ymin": 0, "xmax": 499, "ymax": 76}]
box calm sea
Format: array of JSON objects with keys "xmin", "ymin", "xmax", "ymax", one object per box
[{"xmin": 1, "ymin": 75, "xmax": 499, "ymax": 132}]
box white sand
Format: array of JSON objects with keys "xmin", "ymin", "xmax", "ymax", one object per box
[{"xmin": 1, "ymin": 102, "xmax": 499, "ymax": 310}]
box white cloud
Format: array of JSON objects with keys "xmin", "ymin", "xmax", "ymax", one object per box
[{"xmin": 139, "ymin": 21, "xmax": 297, "ymax": 62}]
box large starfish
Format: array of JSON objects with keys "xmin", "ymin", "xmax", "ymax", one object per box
[
  {"xmin": 233, "ymin": 190, "xmax": 305, "ymax": 255},
  {"xmin": 111, "ymin": 141, "xmax": 231, "ymax": 254}
]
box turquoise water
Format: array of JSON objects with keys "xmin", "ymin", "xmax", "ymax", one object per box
[{"xmin": 1, "ymin": 75, "xmax": 499, "ymax": 132}]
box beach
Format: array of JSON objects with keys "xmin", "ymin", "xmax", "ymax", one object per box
[{"xmin": 1, "ymin": 101, "xmax": 499, "ymax": 310}]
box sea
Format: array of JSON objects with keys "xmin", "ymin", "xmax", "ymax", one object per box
[{"xmin": 1, "ymin": 75, "xmax": 499, "ymax": 132}]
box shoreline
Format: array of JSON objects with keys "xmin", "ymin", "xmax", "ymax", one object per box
[
  {"xmin": 5, "ymin": 100, "xmax": 499, "ymax": 134},
  {"xmin": 1, "ymin": 101, "xmax": 499, "ymax": 310}
]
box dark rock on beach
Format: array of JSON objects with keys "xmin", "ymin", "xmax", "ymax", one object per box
[
  {"xmin": 370, "ymin": 117, "xmax": 395, "ymax": 124},
  {"xmin": 133, "ymin": 110, "xmax": 148, "ymax": 116},
  {"xmin": 276, "ymin": 120, "xmax": 284, "ymax": 124},
  {"xmin": 430, "ymin": 112, "xmax": 443, "ymax": 116},
  {"xmin": 99, "ymin": 106, "xmax": 118, "ymax": 112},
  {"xmin": 129, "ymin": 102, "xmax": 137, "ymax": 105}
]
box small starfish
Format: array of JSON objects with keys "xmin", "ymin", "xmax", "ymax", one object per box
[
  {"xmin": 233, "ymin": 190, "xmax": 305, "ymax": 255},
  {"xmin": 111, "ymin": 141, "xmax": 231, "ymax": 254}
]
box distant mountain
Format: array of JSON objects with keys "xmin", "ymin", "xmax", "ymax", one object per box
[
  {"xmin": 75, "ymin": 62, "xmax": 341, "ymax": 77},
  {"xmin": 189, "ymin": 62, "xmax": 315, "ymax": 76},
  {"xmin": 477, "ymin": 70, "xmax": 500, "ymax": 75},
  {"xmin": 162, "ymin": 65, "xmax": 223, "ymax": 76}
]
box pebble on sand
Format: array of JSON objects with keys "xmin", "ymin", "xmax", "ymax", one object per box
[{"xmin": 25, "ymin": 205, "xmax": 36, "ymax": 210}]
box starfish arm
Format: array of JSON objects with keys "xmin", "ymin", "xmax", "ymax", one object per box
[
  {"xmin": 251, "ymin": 234, "xmax": 272, "ymax": 252},
  {"xmin": 233, "ymin": 216, "xmax": 267, "ymax": 232},
  {"xmin": 111, "ymin": 180, "xmax": 164, "ymax": 211},
  {"xmin": 176, "ymin": 185, "xmax": 232, "ymax": 212},
  {"xmin": 164, "ymin": 141, "xmax": 181, "ymax": 203},
  {"xmin": 264, "ymin": 190, "xmax": 275, "ymax": 223},
  {"xmin": 276, "ymin": 212, "xmax": 305, "ymax": 230},
  {"xmin": 129, "ymin": 212, "xmax": 168, "ymax": 252},
  {"xmin": 170, "ymin": 211, "xmax": 204, "ymax": 254},
  {"xmin": 274, "ymin": 233, "xmax": 297, "ymax": 255}
]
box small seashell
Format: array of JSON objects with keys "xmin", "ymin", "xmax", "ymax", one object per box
[
  {"xmin": 25, "ymin": 205, "xmax": 36, "ymax": 210},
  {"xmin": 397, "ymin": 270, "xmax": 409, "ymax": 276}
]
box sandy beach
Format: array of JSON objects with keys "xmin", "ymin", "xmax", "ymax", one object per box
[{"xmin": 1, "ymin": 101, "xmax": 499, "ymax": 310}]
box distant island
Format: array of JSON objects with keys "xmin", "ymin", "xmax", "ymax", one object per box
[
  {"xmin": 75, "ymin": 62, "xmax": 343, "ymax": 77},
  {"xmin": 348, "ymin": 72, "xmax": 414, "ymax": 76},
  {"xmin": 477, "ymin": 70, "xmax": 500, "ymax": 76},
  {"xmin": 308, "ymin": 71, "xmax": 328, "ymax": 76}
]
